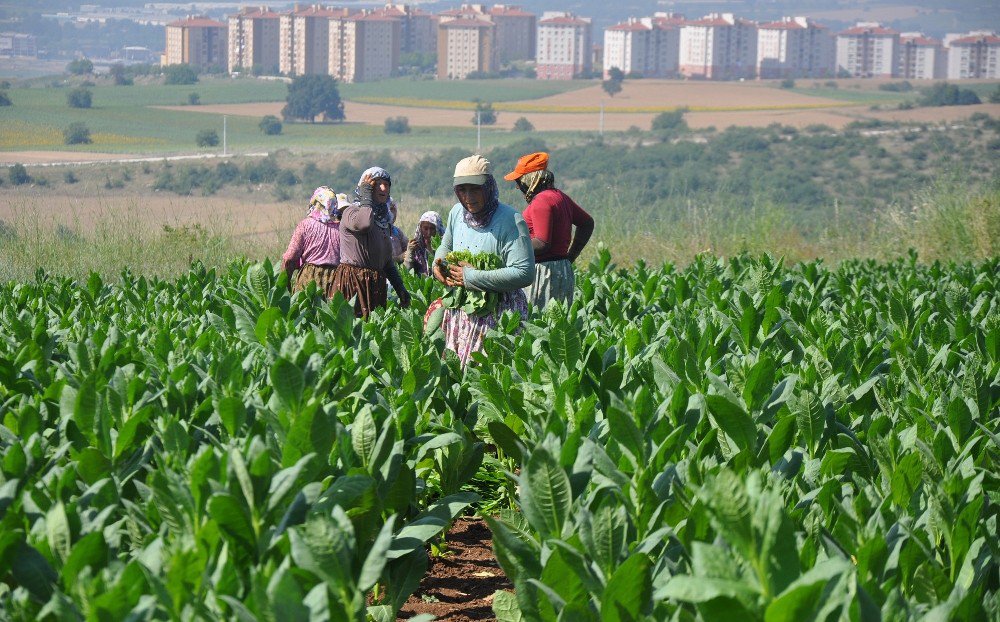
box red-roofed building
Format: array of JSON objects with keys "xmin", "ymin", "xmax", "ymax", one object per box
[
  {"xmin": 947, "ymin": 31, "xmax": 1000, "ymax": 79},
  {"xmin": 757, "ymin": 16, "xmax": 834, "ymax": 79},
  {"xmin": 437, "ymin": 15, "xmax": 496, "ymax": 79},
  {"xmin": 438, "ymin": 5, "xmax": 534, "ymax": 65},
  {"xmin": 377, "ymin": 4, "xmax": 438, "ymax": 55},
  {"xmin": 603, "ymin": 13, "xmax": 684, "ymax": 79},
  {"xmin": 536, "ymin": 11, "xmax": 592, "ymax": 80},
  {"xmin": 836, "ymin": 22, "xmax": 899, "ymax": 77},
  {"xmin": 228, "ymin": 6, "xmax": 283, "ymax": 74},
  {"xmin": 165, "ymin": 16, "xmax": 226, "ymax": 68},
  {"xmin": 899, "ymin": 33, "xmax": 945, "ymax": 79},
  {"xmin": 330, "ymin": 11, "xmax": 401, "ymax": 82},
  {"xmin": 680, "ymin": 13, "xmax": 757, "ymax": 79},
  {"xmin": 280, "ymin": 6, "xmax": 354, "ymax": 76}
]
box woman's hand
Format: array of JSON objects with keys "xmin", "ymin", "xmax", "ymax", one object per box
[
  {"xmin": 433, "ymin": 259, "xmax": 449, "ymax": 285},
  {"xmin": 399, "ymin": 291, "xmax": 411, "ymax": 308},
  {"xmin": 360, "ymin": 173, "xmax": 375, "ymax": 187},
  {"xmin": 446, "ymin": 261, "xmax": 472, "ymax": 287},
  {"xmin": 407, "ymin": 238, "xmax": 419, "ymax": 250}
]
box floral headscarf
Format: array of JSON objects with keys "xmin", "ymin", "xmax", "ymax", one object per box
[
  {"xmin": 410, "ymin": 211, "xmax": 444, "ymax": 275},
  {"xmin": 517, "ymin": 169, "xmax": 555, "ymax": 203},
  {"xmin": 307, "ymin": 186, "xmax": 339, "ymax": 224},
  {"xmin": 456, "ymin": 175, "xmax": 500, "ymax": 229},
  {"xmin": 355, "ymin": 167, "xmax": 392, "ymax": 230}
]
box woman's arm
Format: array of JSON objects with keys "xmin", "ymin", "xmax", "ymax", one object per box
[
  {"xmin": 385, "ymin": 260, "xmax": 410, "ymax": 307},
  {"xmin": 432, "ymin": 207, "xmax": 456, "ymax": 284},
  {"xmin": 463, "ymin": 213, "xmax": 535, "ymax": 292},
  {"xmin": 281, "ymin": 220, "xmax": 306, "ymax": 281},
  {"xmin": 342, "ymin": 184, "xmax": 374, "ymax": 233}
]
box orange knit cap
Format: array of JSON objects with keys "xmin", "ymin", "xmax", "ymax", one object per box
[{"xmin": 503, "ymin": 152, "xmax": 549, "ymax": 181}]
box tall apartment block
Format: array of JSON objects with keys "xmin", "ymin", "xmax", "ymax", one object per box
[
  {"xmin": 280, "ymin": 6, "xmax": 352, "ymax": 76},
  {"xmin": 679, "ymin": 13, "xmax": 757, "ymax": 80},
  {"xmin": 330, "ymin": 12, "xmax": 400, "ymax": 83},
  {"xmin": 536, "ymin": 12, "xmax": 592, "ymax": 80},
  {"xmin": 835, "ymin": 23, "xmax": 899, "ymax": 78},
  {"xmin": 437, "ymin": 16, "xmax": 496, "ymax": 79},
  {"xmin": 165, "ymin": 16, "xmax": 227, "ymax": 68},
  {"xmin": 603, "ymin": 13, "xmax": 685, "ymax": 79},
  {"xmin": 379, "ymin": 3, "xmax": 438, "ymax": 55},
  {"xmin": 947, "ymin": 32, "xmax": 1000, "ymax": 79},
  {"xmin": 898, "ymin": 33, "xmax": 945, "ymax": 79},
  {"xmin": 0, "ymin": 32, "xmax": 37, "ymax": 57},
  {"xmin": 756, "ymin": 17, "xmax": 834, "ymax": 79},
  {"xmin": 439, "ymin": 4, "xmax": 535, "ymax": 64},
  {"xmin": 228, "ymin": 7, "xmax": 282, "ymax": 73}
]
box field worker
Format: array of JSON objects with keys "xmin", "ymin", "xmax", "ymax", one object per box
[
  {"xmin": 333, "ymin": 167, "xmax": 411, "ymax": 317},
  {"xmin": 404, "ymin": 211, "xmax": 445, "ymax": 276},
  {"xmin": 428, "ymin": 155, "xmax": 535, "ymax": 365},
  {"xmin": 388, "ymin": 197, "xmax": 408, "ymax": 263},
  {"xmin": 504, "ymin": 152, "xmax": 594, "ymax": 309},
  {"xmin": 282, "ymin": 186, "xmax": 351, "ymax": 298}
]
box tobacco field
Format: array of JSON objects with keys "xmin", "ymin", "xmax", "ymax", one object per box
[{"xmin": 0, "ymin": 252, "xmax": 998, "ymax": 621}]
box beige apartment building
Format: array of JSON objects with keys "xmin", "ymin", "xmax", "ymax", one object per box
[
  {"xmin": 947, "ymin": 32, "xmax": 1000, "ymax": 79},
  {"xmin": 330, "ymin": 12, "xmax": 400, "ymax": 83},
  {"xmin": 164, "ymin": 17, "xmax": 227, "ymax": 68},
  {"xmin": 228, "ymin": 7, "xmax": 282, "ymax": 73},
  {"xmin": 536, "ymin": 12, "xmax": 592, "ymax": 80},
  {"xmin": 439, "ymin": 4, "xmax": 534, "ymax": 64},
  {"xmin": 898, "ymin": 33, "xmax": 945, "ymax": 79},
  {"xmin": 679, "ymin": 13, "xmax": 757, "ymax": 80},
  {"xmin": 438, "ymin": 16, "xmax": 496, "ymax": 79},
  {"xmin": 836, "ymin": 23, "xmax": 899, "ymax": 78},
  {"xmin": 379, "ymin": 3, "xmax": 438, "ymax": 55},
  {"xmin": 279, "ymin": 6, "xmax": 353, "ymax": 76},
  {"xmin": 603, "ymin": 12, "xmax": 684, "ymax": 79},
  {"xmin": 756, "ymin": 17, "xmax": 834, "ymax": 79}
]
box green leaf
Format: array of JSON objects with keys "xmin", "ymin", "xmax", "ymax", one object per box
[
  {"xmin": 891, "ymin": 452, "xmax": 923, "ymax": 507},
  {"xmin": 266, "ymin": 562, "xmax": 309, "ymax": 621},
  {"xmin": 705, "ymin": 394, "xmax": 756, "ymax": 452},
  {"xmin": 45, "ymin": 502, "xmax": 72, "ymax": 564},
  {"xmin": 520, "ymin": 447, "xmax": 572, "ymax": 540},
  {"xmin": 351, "ymin": 409, "xmax": 377, "ymax": 468},
  {"xmin": 492, "ymin": 589, "xmax": 523, "ymax": 622},
  {"xmin": 607, "ymin": 403, "xmax": 645, "ymax": 464},
  {"xmin": 601, "ymin": 553, "xmax": 652, "ymax": 622},
  {"xmin": 217, "ymin": 397, "xmax": 247, "ymax": 438},
  {"xmin": 484, "ymin": 515, "xmax": 542, "ymax": 580},
  {"xmin": 270, "ymin": 357, "xmax": 304, "ymax": 413},
  {"xmin": 208, "ymin": 493, "xmax": 256, "ymax": 552},
  {"xmin": 255, "ymin": 307, "xmax": 282, "ymax": 344},
  {"xmin": 358, "ymin": 515, "xmax": 396, "ymax": 591},
  {"xmin": 62, "ymin": 532, "xmax": 107, "ymax": 592},
  {"xmin": 765, "ymin": 559, "xmax": 848, "ymax": 622},
  {"xmin": 11, "ymin": 542, "xmax": 58, "ymax": 602},
  {"xmin": 488, "ymin": 420, "xmax": 523, "ymax": 463},
  {"xmin": 549, "ymin": 320, "xmax": 582, "ymax": 368},
  {"xmin": 767, "ymin": 415, "xmax": 796, "ymax": 465},
  {"xmin": 657, "ymin": 575, "xmax": 758, "ymax": 603}
]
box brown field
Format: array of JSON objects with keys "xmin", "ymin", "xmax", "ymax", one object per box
[
  {"xmin": 527, "ymin": 80, "xmax": 843, "ymax": 109},
  {"xmin": 0, "ymin": 151, "xmax": 133, "ymax": 165}
]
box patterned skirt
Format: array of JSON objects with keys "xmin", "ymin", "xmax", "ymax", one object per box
[
  {"xmin": 293, "ymin": 263, "xmax": 339, "ymax": 299},
  {"xmin": 525, "ymin": 259, "xmax": 575, "ymax": 310},
  {"xmin": 425, "ymin": 289, "xmax": 529, "ymax": 366},
  {"xmin": 333, "ymin": 263, "xmax": 387, "ymax": 318}
]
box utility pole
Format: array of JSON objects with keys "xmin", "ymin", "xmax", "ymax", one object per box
[
  {"xmin": 223, "ymin": 115, "xmax": 228, "ymax": 156},
  {"xmin": 476, "ymin": 110, "xmax": 481, "ymax": 152},
  {"xmin": 599, "ymin": 102, "xmax": 604, "ymax": 136}
]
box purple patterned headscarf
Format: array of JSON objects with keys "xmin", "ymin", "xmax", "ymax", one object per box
[{"xmin": 456, "ymin": 175, "xmax": 500, "ymax": 229}]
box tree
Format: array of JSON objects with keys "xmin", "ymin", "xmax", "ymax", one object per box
[
  {"xmin": 0, "ymin": 91, "xmax": 10, "ymax": 107},
  {"xmin": 188, "ymin": 92, "xmax": 200, "ymax": 105},
  {"xmin": 67, "ymin": 87, "xmax": 93, "ymax": 109},
  {"xmin": 66, "ymin": 58, "xmax": 94, "ymax": 75},
  {"xmin": 780, "ymin": 78, "xmax": 795, "ymax": 89},
  {"xmin": 471, "ymin": 100, "xmax": 496, "ymax": 125},
  {"xmin": 196, "ymin": 129, "xmax": 219, "ymax": 147},
  {"xmin": 919, "ymin": 82, "xmax": 982, "ymax": 107},
  {"xmin": 259, "ymin": 115, "xmax": 283, "ymax": 135},
  {"xmin": 607, "ymin": 67, "xmax": 625, "ymax": 82},
  {"xmin": 9, "ymin": 164, "xmax": 30, "ymax": 186},
  {"xmin": 282, "ymin": 75, "xmax": 344, "ymax": 123},
  {"xmin": 384, "ymin": 116, "xmax": 410, "ymax": 134},
  {"xmin": 109, "ymin": 63, "xmax": 132, "ymax": 85},
  {"xmin": 602, "ymin": 78, "xmax": 622, "ymax": 98},
  {"xmin": 512, "ymin": 117, "xmax": 534, "ymax": 132},
  {"xmin": 64, "ymin": 122, "xmax": 92, "ymax": 145},
  {"xmin": 652, "ymin": 108, "xmax": 688, "ymax": 134},
  {"xmin": 164, "ymin": 64, "xmax": 198, "ymax": 85}
]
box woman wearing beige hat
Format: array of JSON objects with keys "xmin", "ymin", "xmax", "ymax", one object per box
[{"xmin": 428, "ymin": 154, "xmax": 535, "ymax": 365}]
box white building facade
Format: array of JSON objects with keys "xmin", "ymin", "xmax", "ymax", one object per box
[
  {"xmin": 536, "ymin": 12, "xmax": 592, "ymax": 80},
  {"xmin": 757, "ymin": 16, "xmax": 834, "ymax": 79},
  {"xmin": 836, "ymin": 23, "xmax": 899, "ymax": 78}
]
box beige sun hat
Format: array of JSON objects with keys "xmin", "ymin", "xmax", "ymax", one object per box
[{"xmin": 453, "ymin": 154, "xmax": 492, "ymax": 186}]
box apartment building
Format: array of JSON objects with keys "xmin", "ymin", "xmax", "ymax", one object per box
[
  {"xmin": 836, "ymin": 23, "xmax": 899, "ymax": 78},
  {"xmin": 437, "ymin": 16, "xmax": 496, "ymax": 79},
  {"xmin": 947, "ymin": 32, "xmax": 1000, "ymax": 79},
  {"xmin": 165, "ymin": 16, "xmax": 227, "ymax": 68},
  {"xmin": 0, "ymin": 32, "xmax": 37, "ymax": 57},
  {"xmin": 898, "ymin": 33, "xmax": 945, "ymax": 79},
  {"xmin": 603, "ymin": 14, "xmax": 684, "ymax": 79},
  {"xmin": 330, "ymin": 12, "xmax": 400, "ymax": 83},
  {"xmin": 378, "ymin": 3, "xmax": 438, "ymax": 55},
  {"xmin": 536, "ymin": 12, "xmax": 592, "ymax": 80},
  {"xmin": 439, "ymin": 4, "xmax": 534, "ymax": 64},
  {"xmin": 228, "ymin": 7, "xmax": 282, "ymax": 73},
  {"xmin": 679, "ymin": 13, "xmax": 757, "ymax": 80},
  {"xmin": 279, "ymin": 6, "xmax": 353, "ymax": 76},
  {"xmin": 756, "ymin": 16, "xmax": 834, "ymax": 79}
]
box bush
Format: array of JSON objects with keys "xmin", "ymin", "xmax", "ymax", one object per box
[
  {"xmin": 652, "ymin": 108, "xmax": 688, "ymax": 133},
  {"xmin": 384, "ymin": 116, "xmax": 410, "ymax": 134},
  {"xmin": 512, "ymin": 117, "xmax": 534, "ymax": 132},
  {"xmin": 66, "ymin": 58, "xmax": 94, "ymax": 75},
  {"xmin": 990, "ymin": 85, "xmax": 1000, "ymax": 104},
  {"xmin": 879, "ymin": 81, "xmax": 913, "ymax": 92},
  {"xmin": 63, "ymin": 170, "xmax": 79, "ymax": 184},
  {"xmin": 0, "ymin": 91, "xmax": 10, "ymax": 107},
  {"xmin": 259, "ymin": 115, "xmax": 283, "ymax": 135},
  {"xmin": 163, "ymin": 64, "xmax": 198, "ymax": 85},
  {"xmin": 780, "ymin": 78, "xmax": 795, "ymax": 89},
  {"xmin": 188, "ymin": 92, "xmax": 200, "ymax": 105},
  {"xmin": 9, "ymin": 164, "xmax": 31, "ymax": 185},
  {"xmin": 66, "ymin": 87, "xmax": 93, "ymax": 109},
  {"xmin": 196, "ymin": 129, "xmax": 219, "ymax": 147},
  {"xmin": 919, "ymin": 82, "xmax": 981, "ymax": 107},
  {"xmin": 64, "ymin": 122, "xmax": 92, "ymax": 145},
  {"xmin": 109, "ymin": 63, "xmax": 132, "ymax": 86},
  {"xmin": 471, "ymin": 100, "xmax": 497, "ymax": 125}
]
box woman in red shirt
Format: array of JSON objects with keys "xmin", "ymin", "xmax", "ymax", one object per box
[{"xmin": 504, "ymin": 152, "xmax": 594, "ymax": 309}]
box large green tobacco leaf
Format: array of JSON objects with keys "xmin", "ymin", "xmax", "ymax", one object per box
[
  {"xmin": 520, "ymin": 447, "xmax": 572, "ymax": 540},
  {"xmin": 600, "ymin": 552, "xmax": 652, "ymax": 622}
]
